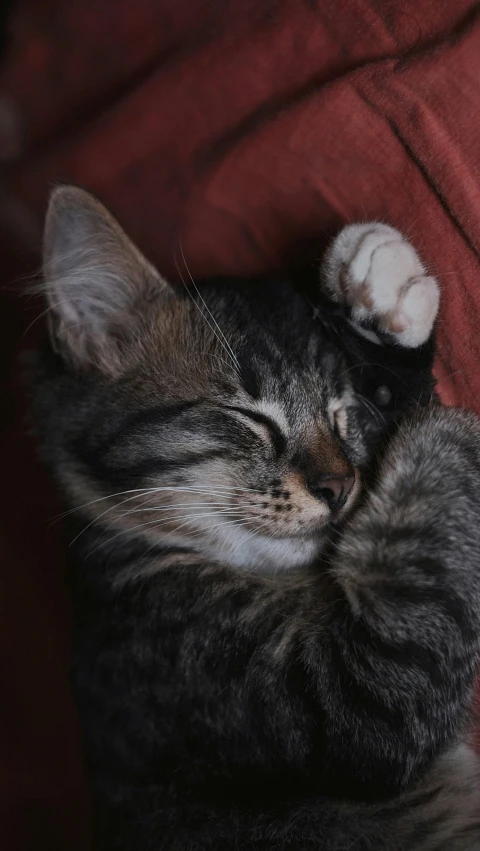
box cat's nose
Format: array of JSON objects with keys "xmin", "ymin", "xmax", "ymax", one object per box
[{"xmin": 308, "ymin": 473, "xmax": 355, "ymax": 512}]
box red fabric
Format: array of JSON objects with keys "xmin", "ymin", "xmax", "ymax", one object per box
[
  {"xmin": 2, "ymin": 1, "xmax": 480, "ymax": 404},
  {"xmin": 1, "ymin": 1, "xmax": 480, "ymax": 847}
]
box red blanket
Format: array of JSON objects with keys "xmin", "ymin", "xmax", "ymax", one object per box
[{"xmin": 1, "ymin": 1, "xmax": 480, "ymax": 847}]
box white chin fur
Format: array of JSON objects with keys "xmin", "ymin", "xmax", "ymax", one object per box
[{"xmin": 204, "ymin": 524, "xmax": 323, "ymax": 572}]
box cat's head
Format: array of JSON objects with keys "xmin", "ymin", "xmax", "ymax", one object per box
[{"xmin": 34, "ymin": 188, "xmax": 411, "ymax": 572}]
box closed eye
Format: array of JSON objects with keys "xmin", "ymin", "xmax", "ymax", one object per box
[{"xmin": 223, "ymin": 406, "xmax": 286, "ymax": 456}]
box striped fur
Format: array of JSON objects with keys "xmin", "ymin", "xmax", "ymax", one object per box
[{"xmin": 32, "ymin": 187, "xmax": 480, "ymax": 849}]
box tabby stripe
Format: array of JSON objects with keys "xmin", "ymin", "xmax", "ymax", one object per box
[
  {"xmin": 342, "ymin": 610, "xmax": 446, "ymax": 686},
  {"xmin": 372, "ymin": 580, "xmax": 470, "ymax": 635},
  {"xmin": 328, "ymin": 623, "xmax": 402, "ymax": 727},
  {"xmin": 395, "ymin": 784, "xmax": 443, "ymax": 813},
  {"xmin": 104, "ymin": 400, "xmax": 202, "ymax": 448},
  {"xmin": 101, "ymin": 449, "xmax": 230, "ymax": 484}
]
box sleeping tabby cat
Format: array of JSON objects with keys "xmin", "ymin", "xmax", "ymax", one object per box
[{"xmin": 33, "ymin": 187, "xmax": 480, "ymax": 849}]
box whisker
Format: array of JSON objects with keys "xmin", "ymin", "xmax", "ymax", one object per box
[
  {"xmin": 336, "ymin": 361, "xmax": 374, "ymax": 381},
  {"xmin": 69, "ymin": 494, "xmax": 248, "ymax": 544},
  {"xmin": 84, "ymin": 509, "xmax": 251, "ymax": 557},
  {"xmin": 179, "ymin": 240, "xmax": 240, "ymax": 372},
  {"xmin": 225, "ymin": 514, "xmax": 277, "ymax": 563},
  {"xmin": 52, "ymin": 484, "xmax": 262, "ymax": 522},
  {"xmin": 106, "ymin": 503, "xmax": 248, "ymax": 530},
  {"xmin": 356, "ymin": 393, "xmax": 385, "ymax": 429},
  {"xmin": 164, "ymin": 513, "xmax": 254, "ymax": 541},
  {"xmin": 116, "ymin": 499, "xmax": 261, "ymax": 517},
  {"xmin": 175, "ymin": 241, "xmax": 240, "ymax": 374},
  {"xmin": 337, "ymin": 359, "xmax": 408, "ymax": 389},
  {"xmin": 20, "ymin": 299, "xmax": 65, "ymax": 340}
]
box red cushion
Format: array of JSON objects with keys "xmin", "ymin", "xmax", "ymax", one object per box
[{"xmin": 2, "ymin": 1, "xmax": 479, "ymax": 412}]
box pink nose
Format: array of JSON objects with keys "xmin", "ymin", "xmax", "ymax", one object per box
[{"xmin": 308, "ymin": 473, "xmax": 355, "ymax": 512}]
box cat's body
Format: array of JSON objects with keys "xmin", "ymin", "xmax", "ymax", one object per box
[{"xmin": 33, "ymin": 190, "xmax": 480, "ymax": 849}]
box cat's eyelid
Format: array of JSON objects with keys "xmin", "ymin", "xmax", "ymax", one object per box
[{"xmin": 223, "ymin": 405, "xmax": 286, "ymax": 456}]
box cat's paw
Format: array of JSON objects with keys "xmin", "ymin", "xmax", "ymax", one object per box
[{"xmin": 321, "ymin": 223, "xmax": 439, "ymax": 347}]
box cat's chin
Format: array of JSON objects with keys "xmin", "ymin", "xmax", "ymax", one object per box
[{"xmin": 205, "ymin": 524, "xmax": 325, "ymax": 573}]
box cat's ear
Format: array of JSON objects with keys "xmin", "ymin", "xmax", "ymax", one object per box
[{"xmin": 43, "ymin": 185, "xmax": 168, "ymax": 373}]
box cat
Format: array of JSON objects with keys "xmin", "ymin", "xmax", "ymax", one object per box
[{"xmin": 32, "ymin": 186, "xmax": 480, "ymax": 850}]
